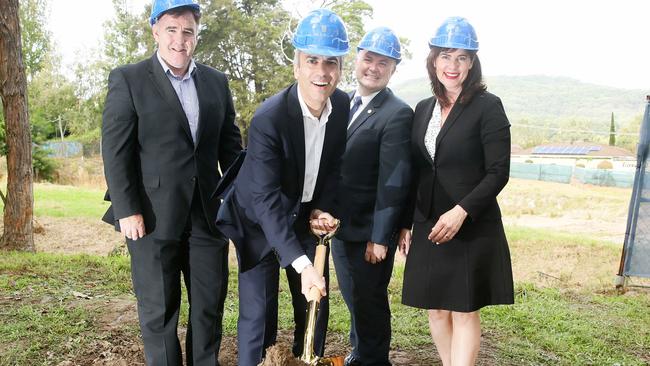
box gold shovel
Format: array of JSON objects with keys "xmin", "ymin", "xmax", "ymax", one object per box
[{"xmin": 300, "ymin": 220, "xmax": 345, "ymax": 366}]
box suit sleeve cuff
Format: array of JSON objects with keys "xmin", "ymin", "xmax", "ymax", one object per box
[{"xmin": 291, "ymin": 255, "xmax": 312, "ymax": 274}]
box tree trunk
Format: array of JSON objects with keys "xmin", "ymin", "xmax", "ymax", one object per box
[{"xmin": 0, "ymin": 0, "xmax": 35, "ymax": 252}]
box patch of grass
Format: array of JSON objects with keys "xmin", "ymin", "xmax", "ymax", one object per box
[
  {"xmin": 33, "ymin": 184, "xmax": 109, "ymax": 218},
  {"xmin": 0, "ymin": 183, "xmax": 109, "ymax": 218},
  {"xmin": 505, "ymin": 226, "xmax": 623, "ymax": 290},
  {"xmin": 0, "ymin": 303, "xmax": 92, "ymax": 365},
  {"xmin": 482, "ymin": 284, "xmax": 650, "ymax": 365},
  {"xmin": 2, "ymin": 228, "xmax": 650, "ymax": 365},
  {"xmin": 0, "ymin": 252, "xmax": 143, "ymax": 365},
  {"xmin": 499, "ymin": 178, "xmax": 631, "ymax": 221}
]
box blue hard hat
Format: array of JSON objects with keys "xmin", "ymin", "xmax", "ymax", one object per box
[
  {"xmin": 150, "ymin": 0, "xmax": 200, "ymax": 26},
  {"xmin": 429, "ymin": 17, "xmax": 479, "ymax": 50},
  {"xmin": 357, "ymin": 27, "xmax": 402, "ymax": 64},
  {"xmin": 292, "ymin": 9, "xmax": 349, "ymax": 57}
]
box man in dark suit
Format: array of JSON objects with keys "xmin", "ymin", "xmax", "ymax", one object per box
[
  {"xmin": 331, "ymin": 27, "xmax": 413, "ymax": 366},
  {"xmin": 215, "ymin": 9, "xmax": 349, "ymax": 366},
  {"xmin": 101, "ymin": 1, "xmax": 242, "ymax": 365}
]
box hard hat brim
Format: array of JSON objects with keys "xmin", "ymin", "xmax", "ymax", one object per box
[{"xmin": 356, "ymin": 47, "xmax": 402, "ymax": 64}]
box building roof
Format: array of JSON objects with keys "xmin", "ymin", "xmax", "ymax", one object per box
[{"xmin": 517, "ymin": 143, "xmax": 635, "ymax": 157}]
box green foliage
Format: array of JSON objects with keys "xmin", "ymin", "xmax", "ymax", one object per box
[
  {"xmin": 329, "ymin": 0, "xmax": 373, "ymax": 88},
  {"xmin": 28, "ymin": 56, "xmax": 79, "ymax": 142},
  {"xmin": 102, "ymin": 0, "xmax": 155, "ymax": 69},
  {"xmin": 195, "ymin": 0, "xmax": 296, "ymax": 141},
  {"xmin": 392, "ymin": 75, "xmax": 646, "ymax": 149},
  {"xmin": 617, "ymin": 114, "xmax": 643, "ymax": 152},
  {"xmin": 609, "ymin": 112, "xmax": 616, "ymax": 146},
  {"xmin": 17, "ymin": 0, "xmax": 395, "ymax": 147},
  {"xmin": 597, "ymin": 160, "xmax": 613, "ymax": 170},
  {"xmin": 19, "ymin": 0, "xmax": 51, "ymax": 79},
  {"xmin": 31, "ymin": 147, "xmax": 58, "ymax": 182}
]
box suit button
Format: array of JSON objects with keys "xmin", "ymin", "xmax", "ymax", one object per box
[
  {"xmin": 191, "ymin": 176, "xmax": 197, "ymax": 182},
  {"xmin": 292, "ymin": 213, "xmax": 297, "ymax": 218}
]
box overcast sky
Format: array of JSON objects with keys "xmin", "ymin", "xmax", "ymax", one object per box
[{"xmin": 48, "ymin": 0, "xmax": 649, "ymax": 90}]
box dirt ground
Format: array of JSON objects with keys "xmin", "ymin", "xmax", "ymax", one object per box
[
  {"xmin": 29, "ymin": 218, "xmax": 507, "ymax": 365},
  {"xmin": 60, "ymin": 296, "xmax": 502, "ymax": 366},
  {"xmin": 22, "ymin": 177, "xmax": 642, "ymax": 365}
]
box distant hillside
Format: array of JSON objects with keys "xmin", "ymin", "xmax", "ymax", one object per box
[{"xmin": 390, "ymin": 75, "xmax": 647, "ymax": 125}]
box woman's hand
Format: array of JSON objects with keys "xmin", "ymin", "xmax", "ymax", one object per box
[
  {"xmin": 398, "ymin": 228, "xmax": 412, "ymax": 257},
  {"xmin": 428, "ymin": 205, "xmax": 468, "ymax": 244}
]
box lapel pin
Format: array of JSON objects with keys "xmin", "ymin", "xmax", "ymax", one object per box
[{"xmin": 367, "ymin": 110, "xmax": 372, "ymax": 114}]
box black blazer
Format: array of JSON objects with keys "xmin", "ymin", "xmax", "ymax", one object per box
[
  {"xmin": 336, "ymin": 88, "xmax": 413, "ymax": 247},
  {"xmin": 216, "ymin": 84, "xmax": 348, "ymax": 271},
  {"xmin": 102, "ymin": 54, "xmax": 242, "ymax": 239},
  {"xmin": 407, "ymin": 91, "xmax": 510, "ymax": 227}
]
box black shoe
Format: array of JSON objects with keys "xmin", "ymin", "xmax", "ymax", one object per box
[{"xmin": 344, "ymin": 354, "xmax": 362, "ymax": 366}]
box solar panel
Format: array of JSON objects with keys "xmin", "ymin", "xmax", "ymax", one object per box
[{"xmin": 532, "ymin": 145, "xmax": 596, "ymax": 155}]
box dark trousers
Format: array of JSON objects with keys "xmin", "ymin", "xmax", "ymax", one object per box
[
  {"xmin": 127, "ymin": 188, "xmax": 228, "ymax": 366},
  {"xmin": 331, "ymin": 239, "xmax": 395, "ymax": 366},
  {"xmin": 236, "ymin": 244, "xmax": 330, "ymax": 366}
]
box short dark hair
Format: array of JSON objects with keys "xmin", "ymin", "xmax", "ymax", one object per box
[
  {"xmin": 426, "ymin": 46, "xmax": 486, "ymax": 108},
  {"xmin": 158, "ymin": 6, "xmax": 201, "ymax": 25}
]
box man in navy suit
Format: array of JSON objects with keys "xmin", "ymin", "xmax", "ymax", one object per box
[
  {"xmin": 331, "ymin": 27, "xmax": 413, "ymax": 366},
  {"xmin": 215, "ymin": 9, "xmax": 349, "ymax": 366},
  {"xmin": 101, "ymin": 1, "xmax": 242, "ymax": 365}
]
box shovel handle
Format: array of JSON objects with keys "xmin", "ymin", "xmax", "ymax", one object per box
[{"xmin": 306, "ymin": 244, "xmax": 328, "ymax": 302}]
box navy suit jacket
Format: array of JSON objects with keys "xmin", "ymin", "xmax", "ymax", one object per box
[
  {"xmin": 216, "ymin": 83, "xmax": 348, "ymax": 272},
  {"xmin": 335, "ymin": 88, "xmax": 413, "ymax": 247}
]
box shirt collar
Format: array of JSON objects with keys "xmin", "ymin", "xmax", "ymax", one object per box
[
  {"xmin": 156, "ymin": 51, "xmax": 196, "ymax": 80},
  {"xmin": 353, "ymin": 89, "xmax": 382, "ymax": 106},
  {"xmin": 297, "ymin": 85, "xmax": 333, "ymax": 123}
]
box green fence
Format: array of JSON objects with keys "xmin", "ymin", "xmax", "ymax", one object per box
[
  {"xmin": 510, "ymin": 162, "xmax": 573, "ymax": 183},
  {"xmin": 510, "ymin": 162, "xmax": 635, "ymax": 187}
]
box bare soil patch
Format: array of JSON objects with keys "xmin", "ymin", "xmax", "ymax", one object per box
[
  {"xmin": 33, "ymin": 216, "xmax": 124, "ymax": 255},
  {"xmin": 66, "ymin": 296, "xmax": 502, "ymax": 366}
]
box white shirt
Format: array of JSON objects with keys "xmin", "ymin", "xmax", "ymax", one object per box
[
  {"xmin": 297, "ymin": 85, "xmax": 332, "ymax": 203},
  {"xmin": 424, "ymin": 101, "xmax": 443, "ymax": 160},
  {"xmin": 348, "ymin": 89, "xmax": 380, "ymax": 129},
  {"xmin": 291, "ymin": 86, "xmax": 333, "ymax": 273}
]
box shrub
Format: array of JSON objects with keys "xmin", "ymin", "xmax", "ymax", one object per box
[
  {"xmin": 32, "ymin": 146, "xmax": 58, "ymax": 182},
  {"xmin": 597, "ymin": 160, "xmax": 613, "ymax": 170}
]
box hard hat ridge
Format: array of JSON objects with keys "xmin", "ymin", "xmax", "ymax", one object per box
[
  {"xmin": 429, "ymin": 16, "xmax": 479, "ymax": 51},
  {"xmin": 357, "ymin": 26, "xmax": 402, "ymax": 64},
  {"xmin": 150, "ymin": 0, "xmax": 200, "ymax": 26},
  {"xmin": 292, "ymin": 8, "xmax": 350, "ymax": 57}
]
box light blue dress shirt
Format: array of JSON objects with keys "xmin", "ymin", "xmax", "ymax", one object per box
[{"xmin": 156, "ymin": 52, "xmax": 200, "ymax": 144}]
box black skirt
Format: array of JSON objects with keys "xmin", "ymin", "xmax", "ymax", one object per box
[{"xmin": 402, "ymin": 218, "xmax": 514, "ymax": 312}]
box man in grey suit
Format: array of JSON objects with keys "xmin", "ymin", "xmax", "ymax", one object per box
[
  {"xmin": 101, "ymin": 1, "xmax": 242, "ymax": 364},
  {"xmin": 331, "ymin": 27, "xmax": 413, "ymax": 366}
]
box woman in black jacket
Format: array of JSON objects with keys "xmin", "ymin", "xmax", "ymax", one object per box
[{"xmin": 399, "ymin": 17, "xmax": 514, "ymax": 365}]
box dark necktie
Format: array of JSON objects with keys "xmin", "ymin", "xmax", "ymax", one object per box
[{"xmin": 348, "ymin": 96, "xmax": 363, "ymax": 124}]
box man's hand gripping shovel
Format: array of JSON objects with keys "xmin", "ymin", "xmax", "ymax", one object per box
[{"xmin": 300, "ymin": 220, "xmax": 344, "ymax": 366}]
